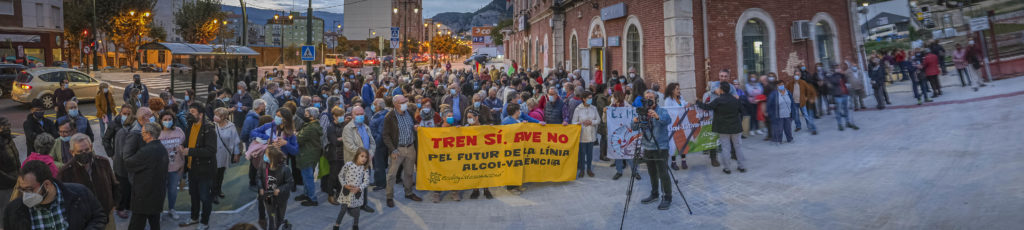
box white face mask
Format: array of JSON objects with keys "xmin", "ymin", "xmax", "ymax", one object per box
[
  {"xmin": 22, "ymin": 184, "xmax": 45, "ymax": 208},
  {"xmin": 467, "ymin": 118, "xmax": 475, "ymax": 124},
  {"xmin": 400, "ymin": 104, "xmax": 408, "ymax": 112}
]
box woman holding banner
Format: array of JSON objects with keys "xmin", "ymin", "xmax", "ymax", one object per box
[
  {"xmin": 431, "ymin": 109, "xmax": 464, "ymax": 203},
  {"xmin": 607, "ymin": 88, "xmax": 641, "ymax": 181},
  {"xmin": 466, "ymin": 109, "xmax": 495, "ymax": 200},
  {"xmin": 663, "ymin": 83, "xmax": 688, "ymax": 170}
]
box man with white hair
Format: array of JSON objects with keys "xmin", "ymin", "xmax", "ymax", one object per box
[
  {"xmin": 58, "ymin": 133, "xmax": 118, "ymax": 230},
  {"xmin": 232, "ymin": 81, "xmax": 254, "ymax": 128},
  {"xmin": 261, "ymin": 82, "xmax": 281, "ymax": 118}
]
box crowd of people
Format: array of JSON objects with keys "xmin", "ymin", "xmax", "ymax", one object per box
[{"xmin": 0, "ymin": 41, "xmax": 987, "ymax": 229}]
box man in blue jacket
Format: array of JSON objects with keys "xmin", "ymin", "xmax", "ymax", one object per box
[
  {"xmin": 632, "ymin": 90, "xmax": 673, "ymax": 210},
  {"xmin": 361, "ymin": 75, "xmax": 376, "ymax": 108}
]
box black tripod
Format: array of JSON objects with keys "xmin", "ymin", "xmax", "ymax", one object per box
[{"xmin": 619, "ymin": 116, "xmax": 693, "ymax": 230}]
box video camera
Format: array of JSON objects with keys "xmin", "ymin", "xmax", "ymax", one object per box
[{"xmin": 635, "ymin": 98, "xmax": 657, "ymax": 122}]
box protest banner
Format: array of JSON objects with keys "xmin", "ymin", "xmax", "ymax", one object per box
[
  {"xmin": 605, "ymin": 105, "xmax": 717, "ymax": 159},
  {"xmin": 416, "ymin": 123, "xmax": 580, "ymax": 191}
]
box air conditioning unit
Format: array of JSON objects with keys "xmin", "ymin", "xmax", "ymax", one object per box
[{"xmin": 792, "ymin": 20, "xmax": 811, "ymax": 42}]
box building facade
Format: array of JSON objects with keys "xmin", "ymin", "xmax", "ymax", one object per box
[
  {"xmin": 507, "ymin": 0, "xmax": 857, "ymax": 101},
  {"xmin": 0, "ymin": 0, "xmax": 64, "ymax": 65},
  {"xmin": 343, "ymin": 0, "xmax": 423, "ymax": 42}
]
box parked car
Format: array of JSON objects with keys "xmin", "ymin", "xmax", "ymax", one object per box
[
  {"xmin": 363, "ymin": 57, "xmax": 380, "ymax": 66},
  {"xmin": 168, "ymin": 63, "xmax": 191, "ymax": 74},
  {"xmin": 463, "ymin": 54, "xmax": 489, "ymax": 65},
  {"xmin": 343, "ymin": 57, "xmax": 363, "ymax": 68},
  {"xmin": 0, "ymin": 64, "xmax": 29, "ymax": 98},
  {"xmin": 413, "ymin": 55, "xmax": 428, "ymax": 63},
  {"xmin": 139, "ymin": 64, "xmax": 162, "ymax": 72},
  {"xmin": 381, "ymin": 56, "xmax": 394, "ymax": 66},
  {"xmin": 11, "ymin": 67, "xmax": 100, "ymax": 109}
]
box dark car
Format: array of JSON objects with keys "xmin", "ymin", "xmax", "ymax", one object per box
[
  {"xmin": 463, "ymin": 54, "xmax": 489, "ymax": 65},
  {"xmin": 0, "ymin": 64, "xmax": 29, "ymax": 98},
  {"xmin": 343, "ymin": 57, "xmax": 363, "ymax": 68},
  {"xmin": 381, "ymin": 56, "xmax": 394, "ymax": 66},
  {"xmin": 139, "ymin": 64, "xmax": 162, "ymax": 72}
]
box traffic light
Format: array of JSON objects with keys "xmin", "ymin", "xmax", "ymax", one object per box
[{"xmin": 82, "ymin": 29, "xmax": 89, "ymax": 36}]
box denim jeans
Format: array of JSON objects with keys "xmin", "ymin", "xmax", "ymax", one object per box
[
  {"xmin": 795, "ymin": 106, "xmax": 817, "ymax": 131},
  {"xmin": 300, "ymin": 167, "xmax": 318, "ymax": 202},
  {"xmin": 578, "ymin": 142, "xmax": 594, "ymax": 172},
  {"xmin": 98, "ymin": 118, "xmax": 107, "ymax": 137},
  {"xmin": 834, "ymin": 96, "xmax": 852, "ymax": 126},
  {"xmin": 166, "ymin": 171, "xmax": 181, "ymax": 211},
  {"xmin": 188, "ymin": 176, "xmax": 212, "ymax": 224},
  {"xmin": 614, "ymin": 159, "xmax": 635, "ymax": 174},
  {"xmin": 912, "ymin": 74, "xmax": 931, "ymax": 100}
]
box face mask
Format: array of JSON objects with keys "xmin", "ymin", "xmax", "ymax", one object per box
[
  {"xmin": 749, "ymin": 78, "xmax": 756, "ymax": 82},
  {"xmin": 416, "ymin": 103, "xmax": 422, "ymax": 109},
  {"xmin": 474, "ymin": 102, "xmax": 481, "ymax": 108},
  {"xmin": 61, "ymin": 136, "xmax": 71, "ymax": 142},
  {"xmin": 68, "ymin": 109, "xmax": 79, "ymax": 117},
  {"xmin": 422, "ymin": 107, "xmax": 432, "ymax": 114},
  {"xmin": 221, "ymin": 97, "xmax": 230, "ymax": 103},
  {"xmin": 445, "ymin": 117, "xmax": 455, "ymax": 124},
  {"xmin": 21, "ymin": 184, "xmax": 45, "ymax": 208},
  {"xmin": 778, "ymin": 85, "xmax": 785, "ymax": 91},
  {"xmin": 354, "ymin": 115, "xmax": 365, "ymax": 123},
  {"xmin": 768, "ymin": 77, "xmax": 776, "ymax": 81},
  {"xmin": 313, "ymin": 103, "xmax": 321, "ymax": 109},
  {"xmin": 548, "ymin": 95, "xmax": 556, "ymax": 101},
  {"xmin": 274, "ymin": 116, "xmax": 283, "ymax": 125},
  {"xmin": 162, "ymin": 121, "xmax": 174, "ymax": 128},
  {"xmin": 794, "ymin": 75, "xmax": 801, "ymax": 80},
  {"xmin": 268, "ymin": 77, "xmax": 274, "ymax": 81},
  {"xmin": 291, "ymin": 85, "xmax": 296, "ymax": 90},
  {"xmin": 33, "ymin": 111, "xmax": 44, "ymax": 118},
  {"xmin": 137, "ymin": 94, "xmax": 143, "ymax": 99},
  {"xmin": 467, "ymin": 118, "xmax": 475, "ymax": 124},
  {"xmin": 238, "ymin": 89, "xmax": 244, "ymax": 94},
  {"xmin": 336, "ymin": 116, "xmax": 345, "ymax": 124},
  {"xmin": 586, "ymin": 98, "xmax": 593, "ymax": 105},
  {"xmin": 629, "ymin": 73, "xmax": 636, "ymax": 78},
  {"xmin": 801, "ymin": 66, "xmax": 807, "ymax": 70},
  {"xmin": 399, "ymin": 104, "xmax": 408, "ymax": 112},
  {"xmin": 343, "ymin": 88, "xmax": 350, "ymax": 93},
  {"xmin": 74, "ymin": 151, "xmax": 94, "ymax": 164},
  {"xmin": 284, "ymin": 91, "xmax": 291, "ymax": 96},
  {"xmin": 63, "ymin": 84, "xmax": 69, "ymax": 89},
  {"xmin": 118, "ymin": 115, "xmax": 126, "ymax": 122},
  {"xmin": 370, "ymin": 105, "xmax": 376, "ymax": 113},
  {"xmin": 149, "ymin": 116, "xmax": 156, "ymax": 123},
  {"xmin": 103, "ymin": 88, "xmax": 109, "ymax": 93},
  {"xmin": 450, "ymin": 89, "xmax": 457, "ymax": 95},
  {"xmin": 263, "ymin": 154, "xmax": 270, "ymax": 163}
]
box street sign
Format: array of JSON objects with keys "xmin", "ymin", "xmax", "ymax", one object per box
[
  {"xmin": 391, "ymin": 27, "xmax": 400, "ymax": 42},
  {"xmin": 301, "ymin": 45, "xmax": 315, "ymax": 61},
  {"xmin": 16, "ymin": 45, "xmax": 24, "ymax": 58},
  {"xmin": 390, "ymin": 40, "xmax": 399, "ymax": 49},
  {"xmin": 83, "ymin": 46, "xmax": 91, "ymax": 54},
  {"xmin": 970, "ymin": 16, "xmax": 989, "ymax": 32}
]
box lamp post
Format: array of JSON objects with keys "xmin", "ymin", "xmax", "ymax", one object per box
[{"xmin": 307, "ymin": 0, "xmax": 313, "ymax": 76}]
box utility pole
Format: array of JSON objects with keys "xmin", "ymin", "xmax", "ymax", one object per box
[
  {"xmin": 306, "ymin": 0, "xmax": 313, "ymax": 76},
  {"xmin": 91, "ymin": 0, "xmax": 98, "ymax": 71}
]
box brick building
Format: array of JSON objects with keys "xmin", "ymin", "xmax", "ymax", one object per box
[
  {"xmin": 507, "ymin": 0, "xmax": 859, "ymax": 101},
  {"xmin": 0, "ymin": 0, "xmax": 64, "ymax": 66}
]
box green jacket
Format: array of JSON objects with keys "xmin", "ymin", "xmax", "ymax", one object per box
[{"xmin": 296, "ymin": 120, "xmax": 323, "ymax": 169}]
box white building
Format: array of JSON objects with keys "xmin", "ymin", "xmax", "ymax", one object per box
[
  {"xmin": 153, "ymin": 0, "xmax": 186, "ymax": 42},
  {"xmin": 343, "ymin": 0, "xmax": 393, "ymax": 40}
]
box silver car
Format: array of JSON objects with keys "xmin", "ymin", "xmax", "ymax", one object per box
[{"xmin": 11, "ymin": 67, "xmax": 100, "ymax": 109}]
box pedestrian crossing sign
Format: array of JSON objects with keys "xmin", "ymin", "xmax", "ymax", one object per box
[{"xmin": 301, "ymin": 45, "xmax": 315, "ymax": 61}]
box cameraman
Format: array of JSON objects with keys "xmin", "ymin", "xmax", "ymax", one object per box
[{"xmin": 632, "ymin": 90, "xmax": 673, "ymax": 210}]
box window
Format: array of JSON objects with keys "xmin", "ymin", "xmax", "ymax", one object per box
[
  {"xmin": 68, "ymin": 72, "xmax": 92, "ymax": 82},
  {"xmin": 626, "ymin": 24, "xmax": 641, "ymax": 75},
  {"xmin": 52, "ymin": 6, "xmax": 61, "ymax": 28},
  {"xmin": 0, "ymin": 0, "xmax": 12, "ymax": 15},
  {"xmin": 158, "ymin": 51, "xmax": 166, "ymax": 63},
  {"xmin": 741, "ymin": 19, "xmax": 768, "ymax": 75},
  {"xmin": 815, "ymin": 22, "xmax": 835, "ymax": 67},
  {"xmin": 36, "ymin": 3, "xmax": 44, "ymax": 27},
  {"xmin": 570, "ymin": 35, "xmax": 578, "ymax": 70},
  {"xmin": 37, "ymin": 72, "xmax": 64, "ymax": 82}
]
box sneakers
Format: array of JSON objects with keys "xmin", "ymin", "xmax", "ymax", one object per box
[
  {"xmin": 449, "ymin": 191, "xmax": 462, "ymax": 201},
  {"xmin": 470, "ymin": 190, "xmax": 481, "ymax": 199},
  {"xmin": 811, "ymin": 130, "xmax": 818, "ymax": 135},
  {"xmin": 167, "ymin": 210, "xmax": 180, "ymax": 220},
  {"xmin": 738, "ymin": 168, "xmax": 747, "ymax": 173},
  {"xmin": 680, "ymin": 160, "xmax": 688, "ymax": 170},
  {"xmin": 847, "ymin": 123, "xmax": 860, "ymax": 130},
  {"xmin": 294, "ymin": 194, "xmax": 310, "ymax": 202},
  {"xmin": 640, "ymin": 194, "xmax": 660, "ymax": 204},
  {"xmin": 587, "ymin": 170, "xmax": 595, "ymax": 177},
  {"xmin": 179, "ymin": 219, "xmax": 199, "ymax": 227},
  {"xmin": 328, "ymin": 195, "xmax": 340, "ymax": 205},
  {"xmin": 612, "ymin": 173, "xmax": 623, "ymax": 180},
  {"xmin": 360, "ymin": 204, "xmax": 375, "ymax": 213},
  {"xmin": 483, "ymin": 189, "xmax": 494, "ymax": 199},
  {"xmin": 431, "ymin": 192, "xmax": 442, "ymax": 203},
  {"xmin": 633, "ymin": 173, "xmax": 642, "ymax": 180},
  {"xmin": 670, "ymin": 162, "xmax": 680, "ymax": 171},
  {"xmin": 794, "ymin": 128, "xmax": 801, "ymax": 132},
  {"xmin": 723, "ymin": 169, "xmax": 732, "ymax": 174},
  {"xmin": 657, "ymin": 197, "xmax": 672, "ymax": 210},
  {"xmin": 197, "ymin": 224, "xmax": 210, "ymax": 230},
  {"xmin": 917, "ymin": 99, "xmax": 923, "ymax": 105}
]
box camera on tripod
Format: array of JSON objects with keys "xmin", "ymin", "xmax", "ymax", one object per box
[{"xmin": 635, "ymin": 98, "xmax": 657, "ymax": 122}]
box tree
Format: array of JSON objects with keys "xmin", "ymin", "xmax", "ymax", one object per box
[
  {"xmin": 174, "ymin": 0, "xmax": 225, "ymax": 44},
  {"xmin": 491, "ymin": 19, "xmax": 512, "ymax": 46},
  {"xmin": 149, "ymin": 24, "xmax": 167, "ymax": 42},
  {"xmin": 109, "ymin": 12, "xmax": 152, "ymax": 69}
]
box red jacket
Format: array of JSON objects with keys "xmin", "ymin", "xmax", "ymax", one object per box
[{"xmin": 923, "ymin": 53, "xmax": 941, "ymax": 76}]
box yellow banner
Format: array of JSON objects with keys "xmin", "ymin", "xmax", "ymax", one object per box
[{"xmin": 416, "ymin": 123, "xmax": 580, "ymax": 191}]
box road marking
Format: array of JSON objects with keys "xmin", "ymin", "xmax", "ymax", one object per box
[
  {"xmin": 395, "ymin": 198, "xmax": 430, "ymax": 230},
  {"xmin": 494, "ymin": 189, "xmax": 538, "ymax": 207}
]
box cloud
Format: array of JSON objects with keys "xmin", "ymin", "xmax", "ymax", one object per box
[{"xmin": 225, "ymin": 0, "xmax": 492, "ymax": 17}]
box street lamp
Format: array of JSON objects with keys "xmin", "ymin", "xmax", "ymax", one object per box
[
  {"xmin": 274, "ymin": 14, "xmax": 279, "ymax": 20},
  {"xmin": 288, "ymin": 14, "xmax": 293, "ymax": 20},
  {"xmin": 393, "ymin": 8, "xmax": 398, "ymax": 14},
  {"xmin": 144, "ymin": 12, "xmax": 150, "ymax": 17},
  {"xmin": 129, "ymin": 10, "xmax": 135, "ymax": 16},
  {"xmin": 414, "ymin": 8, "xmax": 419, "ymax": 13},
  {"xmin": 213, "ymin": 19, "xmax": 219, "ymax": 24}
]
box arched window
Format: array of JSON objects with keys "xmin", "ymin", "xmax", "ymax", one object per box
[
  {"xmin": 815, "ymin": 22, "xmax": 836, "ymax": 66},
  {"xmin": 570, "ymin": 34, "xmax": 579, "ymax": 70},
  {"xmin": 741, "ymin": 19, "xmax": 769, "ymax": 75},
  {"xmin": 626, "ymin": 24, "xmax": 641, "ymax": 74}
]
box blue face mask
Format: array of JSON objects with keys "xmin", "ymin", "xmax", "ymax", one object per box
[
  {"xmin": 354, "ymin": 115, "xmax": 365, "ymax": 123},
  {"xmin": 162, "ymin": 121, "xmax": 174, "ymax": 128},
  {"xmin": 446, "ymin": 117, "xmax": 455, "ymax": 124},
  {"xmin": 801, "ymin": 66, "xmax": 807, "ymax": 70},
  {"xmin": 778, "ymin": 85, "xmax": 786, "ymax": 91},
  {"xmin": 274, "ymin": 116, "xmax": 283, "ymax": 125},
  {"xmin": 263, "ymin": 154, "xmax": 270, "ymax": 163},
  {"xmin": 184, "ymin": 95, "xmax": 190, "ymax": 101},
  {"xmin": 148, "ymin": 116, "xmax": 156, "ymax": 123},
  {"xmin": 586, "ymin": 98, "xmax": 593, "ymax": 105},
  {"xmin": 416, "ymin": 103, "xmax": 422, "ymax": 108},
  {"xmin": 68, "ymin": 109, "xmax": 79, "ymax": 117},
  {"xmin": 474, "ymin": 102, "xmax": 481, "ymax": 107},
  {"xmin": 313, "ymin": 103, "xmax": 321, "ymax": 109},
  {"xmin": 370, "ymin": 105, "xmax": 376, "ymax": 113},
  {"xmin": 450, "ymin": 89, "xmax": 457, "ymax": 95},
  {"xmin": 337, "ymin": 116, "xmax": 345, "ymax": 124},
  {"xmin": 61, "ymin": 136, "xmax": 71, "ymax": 142}
]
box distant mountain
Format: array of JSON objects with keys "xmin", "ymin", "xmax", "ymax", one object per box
[
  {"xmin": 431, "ymin": 0, "xmax": 512, "ymax": 33},
  {"xmin": 220, "ymin": 5, "xmax": 344, "ymax": 33}
]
